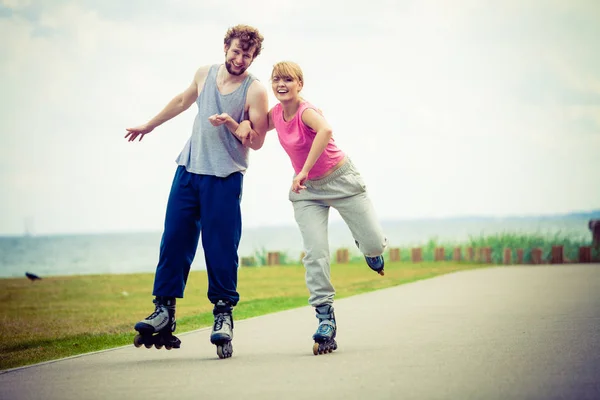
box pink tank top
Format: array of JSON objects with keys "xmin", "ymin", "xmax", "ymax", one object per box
[{"xmin": 271, "ymin": 102, "xmax": 345, "ymax": 180}]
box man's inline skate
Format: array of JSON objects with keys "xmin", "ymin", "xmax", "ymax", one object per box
[
  {"xmin": 210, "ymin": 300, "xmax": 234, "ymax": 359},
  {"xmin": 312, "ymin": 304, "xmax": 337, "ymax": 355},
  {"xmin": 133, "ymin": 296, "xmax": 181, "ymax": 350}
]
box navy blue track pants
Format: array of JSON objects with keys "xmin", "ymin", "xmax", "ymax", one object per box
[{"xmin": 152, "ymin": 166, "xmax": 243, "ymax": 305}]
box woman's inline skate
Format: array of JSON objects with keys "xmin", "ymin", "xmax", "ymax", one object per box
[{"xmin": 312, "ymin": 304, "xmax": 337, "ymax": 355}]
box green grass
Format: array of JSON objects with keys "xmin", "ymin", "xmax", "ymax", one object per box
[{"xmin": 0, "ymin": 260, "xmax": 489, "ymax": 370}]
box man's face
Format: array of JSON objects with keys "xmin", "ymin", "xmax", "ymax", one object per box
[{"xmin": 224, "ymin": 39, "xmax": 256, "ymax": 76}]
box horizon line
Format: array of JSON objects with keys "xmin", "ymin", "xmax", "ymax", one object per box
[{"xmin": 2, "ymin": 208, "xmax": 598, "ymax": 238}]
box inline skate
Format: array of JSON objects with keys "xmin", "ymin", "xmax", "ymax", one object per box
[
  {"xmin": 210, "ymin": 300, "xmax": 234, "ymax": 359},
  {"xmin": 355, "ymin": 240, "xmax": 385, "ymax": 275},
  {"xmin": 365, "ymin": 255, "xmax": 385, "ymax": 275},
  {"xmin": 312, "ymin": 304, "xmax": 337, "ymax": 355},
  {"xmin": 133, "ymin": 296, "xmax": 181, "ymax": 350}
]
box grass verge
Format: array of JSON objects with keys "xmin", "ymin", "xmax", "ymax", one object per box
[{"xmin": 0, "ymin": 261, "xmax": 489, "ymax": 370}]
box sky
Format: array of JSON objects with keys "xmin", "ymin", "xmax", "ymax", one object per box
[{"xmin": 1, "ymin": 0, "xmax": 599, "ymax": 236}]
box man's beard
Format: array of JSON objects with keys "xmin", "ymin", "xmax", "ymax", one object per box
[{"xmin": 225, "ymin": 61, "xmax": 248, "ymax": 76}]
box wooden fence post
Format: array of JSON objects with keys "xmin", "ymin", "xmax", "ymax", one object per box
[
  {"xmin": 389, "ymin": 248, "xmax": 400, "ymax": 262},
  {"xmin": 482, "ymin": 247, "xmax": 492, "ymax": 263},
  {"xmin": 434, "ymin": 247, "xmax": 445, "ymax": 261},
  {"xmin": 336, "ymin": 248, "xmax": 349, "ymax": 264},
  {"xmin": 411, "ymin": 248, "xmax": 422, "ymax": 262},
  {"xmin": 267, "ymin": 252, "xmax": 280, "ymax": 266},
  {"xmin": 503, "ymin": 248, "xmax": 512, "ymax": 265},
  {"xmin": 516, "ymin": 249, "xmax": 524, "ymax": 264},
  {"xmin": 466, "ymin": 247, "xmax": 474, "ymax": 261},
  {"xmin": 475, "ymin": 248, "xmax": 482, "ymax": 262},
  {"xmin": 530, "ymin": 248, "xmax": 542, "ymax": 265},
  {"xmin": 453, "ymin": 247, "xmax": 462, "ymax": 262},
  {"xmin": 550, "ymin": 245, "xmax": 564, "ymax": 264},
  {"xmin": 241, "ymin": 257, "xmax": 255, "ymax": 267}
]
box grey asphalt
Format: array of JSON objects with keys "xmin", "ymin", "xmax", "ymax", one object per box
[{"xmin": 1, "ymin": 264, "xmax": 599, "ymax": 400}]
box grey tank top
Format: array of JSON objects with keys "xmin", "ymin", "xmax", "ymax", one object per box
[{"xmin": 175, "ymin": 64, "xmax": 256, "ymax": 177}]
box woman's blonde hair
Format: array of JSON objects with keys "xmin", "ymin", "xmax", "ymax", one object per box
[{"xmin": 271, "ymin": 61, "xmax": 304, "ymax": 84}]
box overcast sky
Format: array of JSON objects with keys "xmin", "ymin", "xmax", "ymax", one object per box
[{"xmin": 1, "ymin": 0, "xmax": 599, "ymax": 236}]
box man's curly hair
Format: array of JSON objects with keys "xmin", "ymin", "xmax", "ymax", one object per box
[{"xmin": 224, "ymin": 24, "xmax": 264, "ymax": 58}]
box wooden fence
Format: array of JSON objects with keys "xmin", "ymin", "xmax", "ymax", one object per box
[
  {"xmin": 256, "ymin": 244, "xmax": 597, "ymax": 266},
  {"xmin": 252, "ymin": 220, "xmax": 600, "ymax": 266}
]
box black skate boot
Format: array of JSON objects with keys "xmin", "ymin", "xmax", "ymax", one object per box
[
  {"xmin": 210, "ymin": 300, "xmax": 234, "ymax": 359},
  {"xmin": 312, "ymin": 304, "xmax": 338, "ymax": 355},
  {"xmin": 133, "ymin": 296, "xmax": 181, "ymax": 350}
]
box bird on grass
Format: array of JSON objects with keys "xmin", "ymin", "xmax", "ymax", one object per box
[{"xmin": 25, "ymin": 272, "xmax": 42, "ymax": 282}]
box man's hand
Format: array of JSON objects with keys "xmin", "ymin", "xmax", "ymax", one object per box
[
  {"xmin": 292, "ymin": 171, "xmax": 308, "ymax": 193},
  {"xmin": 125, "ymin": 124, "xmax": 154, "ymax": 142},
  {"xmin": 208, "ymin": 113, "xmax": 232, "ymax": 127}
]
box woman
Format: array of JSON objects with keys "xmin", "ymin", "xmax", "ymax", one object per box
[{"xmin": 240, "ymin": 61, "xmax": 388, "ymax": 355}]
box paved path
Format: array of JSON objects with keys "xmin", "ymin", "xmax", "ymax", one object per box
[{"xmin": 1, "ymin": 264, "xmax": 599, "ymax": 400}]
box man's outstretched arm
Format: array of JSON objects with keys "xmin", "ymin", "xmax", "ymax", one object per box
[{"xmin": 125, "ymin": 66, "xmax": 207, "ymax": 142}]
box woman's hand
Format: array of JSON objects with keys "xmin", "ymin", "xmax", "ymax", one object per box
[
  {"xmin": 235, "ymin": 120, "xmax": 256, "ymax": 147},
  {"xmin": 292, "ymin": 171, "xmax": 308, "ymax": 193}
]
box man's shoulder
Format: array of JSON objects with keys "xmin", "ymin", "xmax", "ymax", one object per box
[
  {"xmin": 247, "ymin": 78, "xmax": 268, "ymax": 97},
  {"xmin": 194, "ymin": 64, "xmax": 219, "ymax": 79}
]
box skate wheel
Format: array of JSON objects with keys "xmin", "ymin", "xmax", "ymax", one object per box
[
  {"xmin": 155, "ymin": 344, "xmax": 163, "ymax": 350},
  {"xmin": 216, "ymin": 342, "xmax": 233, "ymax": 359},
  {"xmin": 170, "ymin": 336, "xmax": 181, "ymax": 349},
  {"xmin": 144, "ymin": 342, "xmax": 153, "ymax": 349},
  {"xmin": 165, "ymin": 345, "xmax": 172, "ymax": 350},
  {"xmin": 313, "ymin": 341, "xmax": 337, "ymax": 355},
  {"xmin": 133, "ymin": 335, "xmax": 144, "ymax": 348}
]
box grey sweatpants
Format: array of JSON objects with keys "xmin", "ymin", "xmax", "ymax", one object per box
[{"xmin": 289, "ymin": 158, "xmax": 388, "ymax": 307}]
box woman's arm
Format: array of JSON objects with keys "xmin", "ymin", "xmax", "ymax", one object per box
[
  {"xmin": 291, "ymin": 108, "xmax": 333, "ymax": 192},
  {"xmin": 299, "ymin": 108, "xmax": 333, "ymax": 176}
]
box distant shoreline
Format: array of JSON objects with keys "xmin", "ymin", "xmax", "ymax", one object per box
[
  {"xmin": 1, "ymin": 209, "xmax": 598, "ymax": 238},
  {"xmin": 1, "ymin": 226, "xmax": 596, "ymax": 279}
]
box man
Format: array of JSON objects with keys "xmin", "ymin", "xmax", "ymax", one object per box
[
  {"xmin": 125, "ymin": 24, "xmax": 269, "ymax": 359},
  {"xmin": 590, "ymin": 220, "xmax": 600, "ymax": 248}
]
